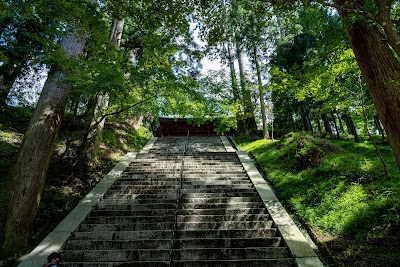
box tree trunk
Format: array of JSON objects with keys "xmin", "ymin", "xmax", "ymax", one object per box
[
  {"xmin": 316, "ymin": 119, "xmax": 322, "ymax": 133},
  {"xmin": 321, "ymin": 113, "xmax": 332, "ymax": 135},
  {"xmin": 337, "ymin": 112, "xmax": 345, "ymax": 134},
  {"xmin": 76, "ymin": 18, "xmax": 124, "ymax": 170},
  {"xmin": 227, "ymin": 41, "xmax": 245, "ymax": 134},
  {"xmin": 336, "ymin": 0, "xmax": 400, "ymax": 169},
  {"xmin": 343, "ymin": 112, "xmax": 360, "ymax": 143},
  {"xmin": 2, "ymin": 31, "xmax": 86, "ymax": 257},
  {"xmin": 331, "ymin": 111, "xmax": 340, "ymax": 139},
  {"xmin": 300, "ymin": 106, "xmax": 312, "ymax": 132},
  {"xmin": 236, "ymin": 42, "xmax": 257, "ymax": 135},
  {"xmin": 253, "ymin": 47, "xmax": 269, "ymax": 139},
  {"xmin": 374, "ymin": 115, "xmax": 385, "ymax": 140}
]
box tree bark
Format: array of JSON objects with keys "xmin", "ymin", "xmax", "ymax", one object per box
[
  {"xmin": 337, "ymin": 112, "xmax": 345, "ymax": 134},
  {"xmin": 316, "ymin": 118, "xmax": 322, "ymax": 133},
  {"xmin": 343, "ymin": 112, "xmax": 360, "ymax": 143},
  {"xmin": 336, "ymin": 0, "xmax": 400, "ymax": 169},
  {"xmin": 2, "ymin": 31, "xmax": 86, "ymax": 257},
  {"xmin": 322, "ymin": 113, "xmax": 332, "ymax": 135},
  {"xmin": 300, "ymin": 106, "xmax": 312, "ymax": 132},
  {"xmin": 331, "ymin": 111, "xmax": 340, "ymax": 139},
  {"xmin": 226, "ymin": 41, "xmax": 245, "ymax": 134},
  {"xmin": 236, "ymin": 42, "xmax": 257, "ymax": 135},
  {"xmin": 253, "ymin": 46, "xmax": 269, "ymax": 139}
]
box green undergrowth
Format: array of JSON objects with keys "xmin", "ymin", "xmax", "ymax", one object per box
[{"xmin": 235, "ymin": 133, "xmax": 400, "ymax": 266}]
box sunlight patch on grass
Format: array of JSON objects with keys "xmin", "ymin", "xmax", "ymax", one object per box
[{"xmin": 235, "ymin": 133, "xmax": 400, "ymax": 266}]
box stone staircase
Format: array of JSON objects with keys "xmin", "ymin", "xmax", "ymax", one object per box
[{"xmin": 60, "ymin": 136, "xmax": 294, "ymax": 267}]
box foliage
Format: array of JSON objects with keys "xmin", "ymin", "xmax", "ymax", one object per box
[{"xmin": 236, "ymin": 133, "xmax": 400, "ymax": 266}]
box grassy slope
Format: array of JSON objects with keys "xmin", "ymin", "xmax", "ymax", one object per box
[
  {"xmin": 235, "ymin": 133, "xmax": 400, "ymax": 267},
  {"xmin": 0, "ymin": 107, "xmax": 152, "ymax": 262}
]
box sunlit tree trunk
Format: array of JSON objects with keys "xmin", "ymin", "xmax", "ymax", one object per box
[
  {"xmin": 331, "ymin": 111, "xmax": 340, "ymax": 139},
  {"xmin": 2, "ymin": 32, "xmax": 86, "ymax": 257},
  {"xmin": 336, "ymin": 0, "xmax": 400, "ymax": 169},
  {"xmin": 236, "ymin": 43, "xmax": 257, "ymax": 135},
  {"xmin": 253, "ymin": 47, "xmax": 269, "ymax": 139},
  {"xmin": 337, "ymin": 112, "xmax": 345, "ymax": 134},
  {"xmin": 226, "ymin": 41, "xmax": 245, "ymax": 134}
]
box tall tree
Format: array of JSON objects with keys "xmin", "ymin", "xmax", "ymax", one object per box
[
  {"xmin": 2, "ymin": 29, "xmax": 87, "ymax": 257},
  {"xmin": 261, "ymin": 0, "xmax": 400, "ymax": 170}
]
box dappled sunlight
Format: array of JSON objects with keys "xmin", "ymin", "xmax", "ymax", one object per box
[{"xmin": 236, "ymin": 134, "xmax": 400, "ymax": 266}]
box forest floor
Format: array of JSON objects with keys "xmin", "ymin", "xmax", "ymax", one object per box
[
  {"xmin": 0, "ymin": 106, "xmax": 152, "ymax": 265},
  {"xmin": 235, "ymin": 133, "xmax": 400, "ymax": 267}
]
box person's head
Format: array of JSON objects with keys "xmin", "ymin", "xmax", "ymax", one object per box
[{"xmin": 47, "ymin": 252, "xmax": 61, "ymax": 265}]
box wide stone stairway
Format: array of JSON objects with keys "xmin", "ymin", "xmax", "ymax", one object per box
[{"xmin": 60, "ymin": 136, "xmax": 295, "ymax": 266}]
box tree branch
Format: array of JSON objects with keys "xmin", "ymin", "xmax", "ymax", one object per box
[{"xmin": 89, "ymin": 97, "xmax": 152, "ymax": 131}]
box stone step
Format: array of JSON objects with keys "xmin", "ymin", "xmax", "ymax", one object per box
[
  {"xmin": 172, "ymin": 247, "xmax": 290, "ymax": 260},
  {"xmin": 179, "ymin": 196, "xmax": 261, "ymax": 204},
  {"xmin": 175, "ymin": 237, "xmax": 283, "ymax": 249},
  {"xmin": 60, "ymin": 259, "xmax": 294, "ymax": 267},
  {"xmin": 105, "ymin": 189, "xmax": 178, "ymax": 195},
  {"xmin": 177, "ymin": 214, "xmax": 270, "ymax": 222},
  {"xmin": 96, "ymin": 203, "xmax": 177, "ymax": 210},
  {"xmin": 177, "ymin": 229, "xmax": 278, "ymax": 239},
  {"xmin": 100, "ymin": 198, "xmax": 177, "ymax": 205},
  {"xmin": 85, "ymin": 215, "xmax": 175, "ymax": 224},
  {"xmin": 60, "ymin": 261, "xmax": 168, "ymax": 267},
  {"xmin": 79, "ymin": 222, "xmax": 174, "ymax": 232},
  {"xmin": 181, "ymin": 192, "xmax": 259, "ymax": 198},
  {"xmin": 110, "ymin": 185, "xmax": 180, "ymax": 190},
  {"xmin": 115, "ymin": 180, "xmax": 251, "ymax": 186},
  {"xmin": 176, "ymin": 220, "xmax": 274, "ymax": 230},
  {"xmin": 64, "ymin": 239, "xmax": 171, "ymax": 250},
  {"xmin": 118, "ymin": 176, "xmax": 248, "ymax": 181},
  {"xmin": 109, "ymin": 184, "xmax": 254, "ymax": 191},
  {"xmin": 178, "ymin": 208, "xmax": 267, "ymax": 216},
  {"xmin": 172, "ymin": 259, "xmax": 294, "ymax": 267},
  {"xmin": 90, "ymin": 209, "xmax": 176, "ymax": 217},
  {"xmin": 179, "ymin": 202, "xmax": 264, "ymax": 210},
  {"xmin": 71, "ymin": 230, "xmax": 173, "ymax": 240},
  {"xmin": 103, "ymin": 193, "xmax": 177, "ymax": 200},
  {"xmin": 62, "ymin": 249, "xmax": 170, "ymax": 262},
  {"xmin": 180, "ymin": 188, "xmax": 256, "ymax": 193},
  {"xmin": 180, "ymin": 184, "xmax": 254, "ymax": 189}
]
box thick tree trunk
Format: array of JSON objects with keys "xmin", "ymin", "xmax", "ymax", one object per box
[
  {"xmin": 253, "ymin": 47, "xmax": 269, "ymax": 139},
  {"xmin": 322, "ymin": 113, "xmax": 332, "ymax": 135},
  {"xmin": 76, "ymin": 95, "xmax": 109, "ymax": 170},
  {"xmin": 343, "ymin": 112, "xmax": 360, "ymax": 143},
  {"xmin": 336, "ymin": 0, "xmax": 400, "ymax": 169},
  {"xmin": 76, "ymin": 18, "xmax": 124, "ymax": 169},
  {"xmin": 236, "ymin": 43, "xmax": 257, "ymax": 135},
  {"xmin": 2, "ymin": 32, "xmax": 86, "ymax": 257}
]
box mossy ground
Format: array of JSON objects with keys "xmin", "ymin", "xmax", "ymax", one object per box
[
  {"xmin": 235, "ymin": 133, "xmax": 400, "ymax": 267},
  {"xmin": 0, "ymin": 107, "xmax": 152, "ymax": 263}
]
